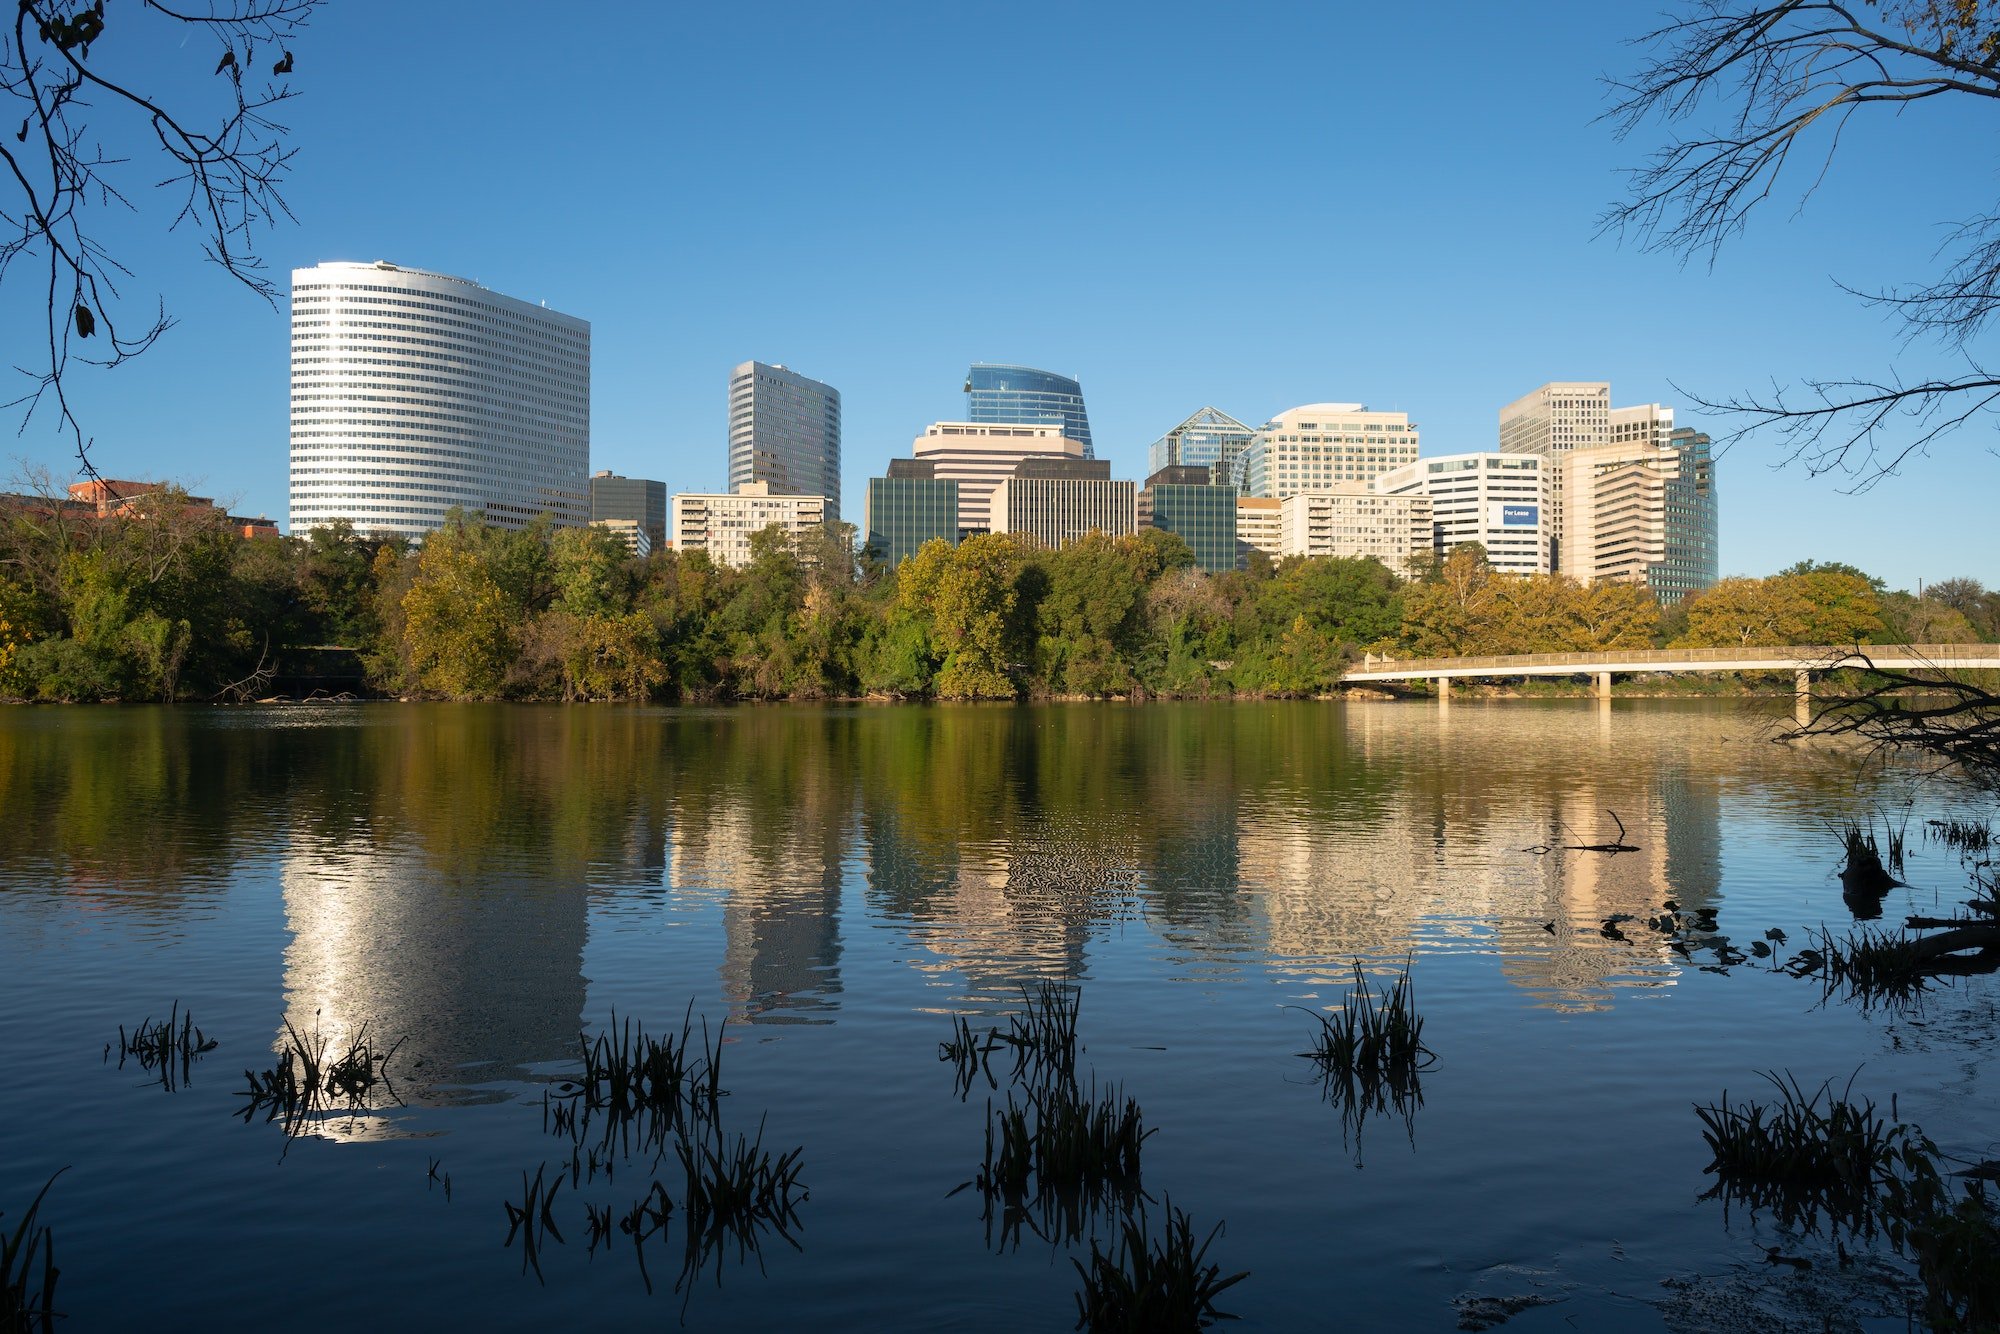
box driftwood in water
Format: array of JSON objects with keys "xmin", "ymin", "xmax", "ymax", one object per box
[{"xmin": 1565, "ymin": 810, "xmax": 1640, "ymax": 854}]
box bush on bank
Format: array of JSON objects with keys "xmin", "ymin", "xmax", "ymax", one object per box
[{"xmin": 0, "ymin": 505, "xmax": 1986, "ymax": 703}]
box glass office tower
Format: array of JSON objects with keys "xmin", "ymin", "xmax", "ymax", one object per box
[
  {"xmin": 964, "ymin": 363, "xmax": 1094, "ymax": 459},
  {"xmin": 865, "ymin": 459, "xmax": 960, "ymax": 567},
  {"xmin": 1146, "ymin": 407, "xmax": 1256, "ymax": 480}
]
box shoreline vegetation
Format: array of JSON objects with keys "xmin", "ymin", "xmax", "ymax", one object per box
[{"xmin": 2, "ymin": 494, "xmax": 1994, "ymax": 705}]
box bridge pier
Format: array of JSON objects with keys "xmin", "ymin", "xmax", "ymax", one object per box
[
  {"xmin": 1435, "ymin": 676, "xmax": 1451, "ymax": 705},
  {"xmin": 1795, "ymin": 668, "xmax": 1812, "ymax": 727},
  {"xmin": 1595, "ymin": 670, "xmax": 1612, "ymax": 699}
]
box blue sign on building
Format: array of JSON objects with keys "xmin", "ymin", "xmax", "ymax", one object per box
[{"xmin": 1501, "ymin": 504, "xmax": 1539, "ymax": 527}]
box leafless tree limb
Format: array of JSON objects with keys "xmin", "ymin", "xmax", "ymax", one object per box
[
  {"xmin": 1607, "ymin": 2, "xmax": 2000, "ymax": 480},
  {"xmin": 0, "ymin": 0, "xmax": 317, "ymax": 478}
]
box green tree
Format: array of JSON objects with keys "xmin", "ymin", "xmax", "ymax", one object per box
[
  {"xmin": 927, "ymin": 534, "xmax": 1030, "ymax": 700},
  {"xmin": 401, "ymin": 524, "xmax": 520, "ymax": 698}
]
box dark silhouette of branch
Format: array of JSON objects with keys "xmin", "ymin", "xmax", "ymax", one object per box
[
  {"xmin": 1674, "ymin": 366, "xmax": 2000, "ymax": 490},
  {"xmin": 0, "ymin": 0, "xmax": 317, "ymax": 478},
  {"xmin": 1781, "ymin": 650, "xmax": 2000, "ymax": 784},
  {"xmin": 1606, "ymin": 3, "xmax": 2000, "ymax": 481}
]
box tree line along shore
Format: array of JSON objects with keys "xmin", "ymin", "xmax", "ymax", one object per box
[{"xmin": 0, "ymin": 493, "xmax": 1990, "ymax": 704}]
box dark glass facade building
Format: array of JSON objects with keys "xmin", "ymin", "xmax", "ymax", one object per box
[
  {"xmin": 1140, "ymin": 467, "xmax": 1239, "ymax": 573},
  {"xmin": 964, "ymin": 363, "xmax": 1094, "ymax": 459},
  {"xmin": 865, "ymin": 459, "xmax": 960, "ymax": 568},
  {"xmin": 589, "ymin": 470, "xmax": 667, "ymax": 551},
  {"xmin": 1650, "ymin": 428, "xmax": 1720, "ymax": 603}
]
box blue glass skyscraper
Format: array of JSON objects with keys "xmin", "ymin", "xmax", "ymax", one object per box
[{"xmin": 964, "ymin": 363, "xmax": 1094, "ymax": 459}]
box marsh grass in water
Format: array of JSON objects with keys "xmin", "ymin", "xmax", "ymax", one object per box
[
  {"xmin": 1834, "ymin": 816, "xmax": 1903, "ymax": 912},
  {"xmin": 236, "ymin": 1017, "xmax": 404, "ymax": 1138},
  {"xmin": 940, "ymin": 1014, "xmax": 1004, "ymax": 1099},
  {"xmin": 1694, "ymin": 1072, "xmax": 2000, "ymax": 1329},
  {"xmin": 1695, "ymin": 1071, "xmax": 1937, "ymax": 1238},
  {"xmin": 534, "ymin": 1006, "xmax": 808, "ymax": 1299},
  {"xmin": 1292, "ymin": 958, "xmax": 1435, "ymax": 1083},
  {"xmin": 1786, "ymin": 925, "xmax": 1933, "ymax": 1008},
  {"xmin": 1927, "ymin": 817, "xmax": 1992, "ymax": 856},
  {"xmin": 1, "ymin": 1170, "xmax": 63, "ymax": 1334},
  {"xmin": 996, "ymin": 980, "xmax": 1082, "ymax": 1088},
  {"xmin": 1071, "ymin": 1198, "xmax": 1247, "ymax": 1333},
  {"xmin": 965, "ymin": 1080, "xmax": 1153, "ymax": 1249},
  {"xmin": 107, "ymin": 1002, "xmax": 216, "ymax": 1092},
  {"xmin": 502, "ymin": 1163, "xmax": 566, "ymax": 1285}
]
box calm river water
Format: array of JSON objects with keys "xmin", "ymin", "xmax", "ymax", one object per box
[{"xmin": 0, "ymin": 700, "xmax": 1994, "ymax": 1331}]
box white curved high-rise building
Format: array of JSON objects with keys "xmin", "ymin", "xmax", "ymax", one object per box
[{"xmin": 288, "ymin": 260, "xmax": 590, "ymax": 536}]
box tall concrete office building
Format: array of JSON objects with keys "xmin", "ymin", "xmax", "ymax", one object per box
[
  {"xmin": 989, "ymin": 458, "xmax": 1134, "ymax": 549},
  {"xmin": 964, "ymin": 363, "xmax": 1094, "ymax": 459},
  {"xmin": 288, "ymin": 260, "xmax": 590, "ymax": 536},
  {"xmin": 728, "ymin": 362, "xmax": 842, "ymax": 520},
  {"xmin": 1235, "ymin": 404, "xmax": 1420, "ymax": 498},
  {"xmin": 1498, "ymin": 382, "xmax": 1612, "ymax": 457},
  {"xmin": 1556, "ymin": 430, "xmax": 1717, "ymax": 601},
  {"xmin": 1277, "ymin": 486, "xmax": 1432, "ymax": 577},
  {"xmin": 672, "ymin": 482, "xmax": 826, "ymax": 569},
  {"xmin": 910, "ymin": 421, "xmax": 1084, "ymax": 534}
]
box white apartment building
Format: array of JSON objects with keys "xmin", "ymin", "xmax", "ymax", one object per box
[
  {"xmin": 1375, "ymin": 452, "xmax": 1549, "ymax": 577},
  {"xmin": 288, "ymin": 260, "xmax": 590, "ymax": 537},
  {"xmin": 1235, "ymin": 496, "xmax": 1284, "ymax": 563},
  {"xmin": 729, "ymin": 361, "xmax": 842, "ymax": 519},
  {"xmin": 672, "ymin": 482, "xmax": 825, "ymax": 568},
  {"xmin": 910, "ymin": 421, "xmax": 1084, "ymax": 533},
  {"xmin": 1235, "ymin": 403, "xmax": 1420, "ymax": 498},
  {"xmin": 1278, "ymin": 487, "xmax": 1432, "ymax": 578}
]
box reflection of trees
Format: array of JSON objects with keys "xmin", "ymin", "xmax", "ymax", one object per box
[
  {"xmin": 0, "ymin": 708, "xmax": 288, "ymax": 909},
  {"xmin": 0, "ymin": 698, "xmax": 1905, "ymax": 1030}
]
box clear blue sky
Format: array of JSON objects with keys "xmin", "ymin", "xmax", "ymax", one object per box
[{"xmin": 15, "ymin": 0, "xmax": 1996, "ymax": 590}]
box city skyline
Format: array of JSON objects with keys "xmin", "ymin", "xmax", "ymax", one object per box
[{"xmin": 6, "ymin": 0, "xmax": 1991, "ymax": 591}]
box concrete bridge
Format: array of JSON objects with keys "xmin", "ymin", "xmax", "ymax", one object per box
[{"xmin": 1347, "ymin": 644, "xmax": 2000, "ymax": 701}]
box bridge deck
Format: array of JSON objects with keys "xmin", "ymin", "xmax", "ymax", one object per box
[{"xmin": 1345, "ymin": 644, "xmax": 2000, "ymax": 682}]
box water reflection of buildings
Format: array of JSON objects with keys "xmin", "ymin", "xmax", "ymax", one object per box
[
  {"xmin": 668, "ymin": 805, "xmax": 845, "ymax": 1023},
  {"xmin": 277, "ymin": 833, "xmax": 590, "ymax": 1133},
  {"xmin": 863, "ymin": 808, "xmax": 1141, "ymax": 1002},
  {"xmin": 1231, "ymin": 706, "xmax": 1728, "ymax": 1012}
]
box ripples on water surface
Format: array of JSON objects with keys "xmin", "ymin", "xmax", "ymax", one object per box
[{"xmin": 0, "ymin": 701, "xmax": 1993, "ymax": 1330}]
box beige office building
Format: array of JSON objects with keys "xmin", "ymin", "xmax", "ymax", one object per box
[
  {"xmin": 1237, "ymin": 403, "xmax": 1420, "ymax": 497},
  {"xmin": 1498, "ymin": 382, "xmax": 1612, "ymax": 457},
  {"xmin": 590, "ymin": 517, "xmax": 652, "ymax": 558},
  {"xmin": 672, "ymin": 481, "xmax": 825, "ymax": 568},
  {"xmin": 1236, "ymin": 496, "xmax": 1284, "ymax": 564},
  {"xmin": 1555, "ymin": 439, "xmax": 1708, "ymax": 591},
  {"xmin": 1278, "ymin": 486, "xmax": 1432, "ymax": 577},
  {"xmin": 990, "ymin": 458, "xmax": 1134, "ymax": 549},
  {"xmin": 910, "ymin": 421, "xmax": 1083, "ymax": 533}
]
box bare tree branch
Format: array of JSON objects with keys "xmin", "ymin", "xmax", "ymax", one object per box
[
  {"xmin": 0, "ymin": 0, "xmax": 318, "ymax": 479},
  {"xmin": 1607, "ymin": 1, "xmax": 2000, "ymax": 480}
]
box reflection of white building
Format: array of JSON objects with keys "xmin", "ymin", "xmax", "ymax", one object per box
[
  {"xmin": 277, "ymin": 834, "xmax": 589, "ymax": 1134},
  {"xmin": 669, "ymin": 803, "xmax": 844, "ymax": 1022}
]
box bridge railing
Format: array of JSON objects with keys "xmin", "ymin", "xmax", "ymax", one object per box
[{"xmin": 1352, "ymin": 644, "xmax": 2000, "ymax": 677}]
